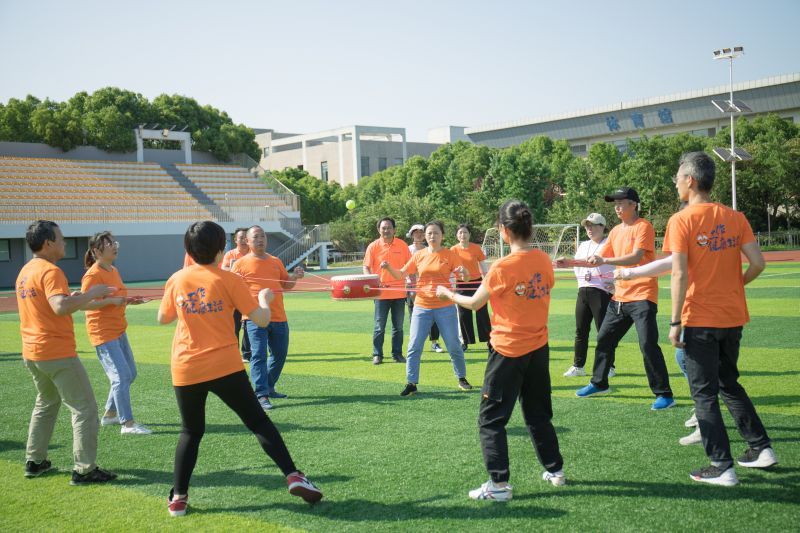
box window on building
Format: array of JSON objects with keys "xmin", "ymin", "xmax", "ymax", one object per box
[
  {"xmin": 297, "ymin": 164, "xmax": 304, "ymax": 171},
  {"xmin": 708, "ymin": 127, "xmax": 716, "ymax": 137},
  {"xmin": 320, "ymin": 161, "xmax": 329, "ymax": 182},
  {"xmin": 361, "ymin": 156, "xmax": 370, "ymax": 177},
  {"xmin": 394, "ymin": 158, "xmax": 404, "ymax": 167},
  {"xmin": 63, "ymin": 238, "xmax": 77, "ymax": 260},
  {"xmin": 262, "ymin": 147, "xmax": 270, "ymax": 158},
  {"xmin": 378, "ymin": 157, "xmax": 387, "ymax": 172},
  {"xmin": 0, "ymin": 240, "xmax": 9, "ymax": 262},
  {"xmin": 570, "ymin": 144, "xmax": 587, "ymax": 155}
]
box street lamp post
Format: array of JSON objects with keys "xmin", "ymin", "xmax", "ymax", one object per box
[{"xmin": 711, "ymin": 46, "xmax": 752, "ymax": 211}]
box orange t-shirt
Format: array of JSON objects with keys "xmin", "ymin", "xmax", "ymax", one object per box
[
  {"xmin": 159, "ymin": 265, "xmax": 259, "ymax": 386},
  {"xmin": 663, "ymin": 202, "xmax": 755, "ymax": 328},
  {"xmin": 402, "ymin": 248, "xmax": 463, "ymax": 309},
  {"xmin": 450, "ymin": 243, "xmax": 486, "ymax": 280},
  {"xmin": 483, "ymin": 249, "xmax": 553, "ymax": 357},
  {"xmin": 16, "ymin": 258, "xmax": 76, "ymax": 361},
  {"xmin": 222, "ymin": 248, "xmax": 247, "ymax": 270},
  {"xmin": 81, "ymin": 263, "xmax": 128, "ymax": 346},
  {"xmin": 363, "ymin": 238, "xmax": 412, "ymax": 300},
  {"xmin": 231, "ymin": 254, "xmax": 289, "ymax": 321},
  {"xmin": 601, "ymin": 218, "xmax": 658, "ymax": 303}
]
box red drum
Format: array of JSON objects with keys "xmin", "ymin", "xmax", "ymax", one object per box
[{"xmin": 331, "ymin": 274, "xmax": 381, "ymax": 301}]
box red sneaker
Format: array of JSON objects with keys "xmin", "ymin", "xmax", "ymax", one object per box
[
  {"xmin": 287, "ymin": 471, "xmax": 323, "ymax": 504},
  {"xmin": 168, "ymin": 488, "xmax": 188, "ymax": 517}
]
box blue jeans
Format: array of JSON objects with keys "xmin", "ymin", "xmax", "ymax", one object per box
[
  {"xmin": 675, "ymin": 331, "xmax": 687, "ymax": 379},
  {"xmin": 373, "ymin": 298, "xmax": 406, "ymax": 357},
  {"xmin": 95, "ymin": 332, "xmax": 137, "ymax": 423},
  {"xmin": 246, "ymin": 321, "xmax": 290, "ymax": 398},
  {"xmin": 406, "ymin": 305, "xmax": 466, "ymax": 384}
]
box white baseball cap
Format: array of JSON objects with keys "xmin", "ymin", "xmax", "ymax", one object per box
[
  {"xmin": 581, "ymin": 213, "xmax": 607, "ymax": 227},
  {"xmin": 406, "ymin": 224, "xmax": 425, "ymax": 238}
]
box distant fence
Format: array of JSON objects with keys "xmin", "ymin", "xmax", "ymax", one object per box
[
  {"xmin": 329, "ymin": 252, "xmax": 365, "ymax": 264},
  {"xmin": 756, "ymin": 230, "xmax": 800, "ymax": 249}
]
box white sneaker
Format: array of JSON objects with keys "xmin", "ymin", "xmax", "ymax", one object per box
[
  {"xmin": 690, "ymin": 465, "xmax": 738, "ymax": 486},
  {"xmin": 431, "ymin": 342, "xmax": 444, "ymax": 353},
  {"xmin": 121, "ymin": 423, "xmax": 153, "ymax": 435},
  {"xmin": 738, "ymin": 447, "xmax": 778, "ymax": 468},
  {"xmin": 101, "ymin": 416, "xmax": 120, "ymax": 426},
  {"xmin": 685, "ymin": 409, "xmax": 698, "ymax": 428},
  {"xmin": 542, "ymin": 470, "xmax": 566, "ymax": 486},
  {"xmin": 563, "ymin": 366, "xmax": 586, "ymax": 377},
  {"xmin": 468, "ymin": 480, "xmax": 512, "ymax": 501},
  {"xmin": 608, "ymin": 367, "xmax": 616, "ymax": 378},
  {"xmin": 679, "ymin": 427, "xmax": 702, "ymax": 446}
]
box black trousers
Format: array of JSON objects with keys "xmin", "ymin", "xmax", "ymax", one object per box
[
  {"xmin": 173, "ymin": 370, "xmax": 296, "ymax": 494},
  {"xmin": 684, "ymin": 326, "xmax": 771, "ymax": 469},
  {"xmin": 573, "ymin": 287, "xmax": 612, "ymax": 367},
  {"xmin": 457, "ymin": 280, "xmax": 491, "ymax": 345},
  {"xmin": 479, "ymin": 344, "xmax": 563, "ymax": 483},
  {"xmin": 234, "ymin": 311, "xmax": 252, "ymax": 360},
  {"xmin": 590, "ymin": 300, "xmax": 672, "ymax": 397},
  {"xmin": 407, "ymin": 295, "xmax": 439, "ymax": 341}
]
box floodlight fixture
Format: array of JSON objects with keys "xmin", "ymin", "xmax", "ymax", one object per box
[{"xmin": 711, "ymin": 45, "xmax": 748, "ymax": 210}]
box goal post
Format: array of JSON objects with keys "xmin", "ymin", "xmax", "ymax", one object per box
[{"xmin": 481, "ymin": 224, "xmax": 580, "ymax": 261}]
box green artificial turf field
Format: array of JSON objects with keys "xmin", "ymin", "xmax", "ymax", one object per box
[{"xmin": 1, "ymin": 263, "xmax": 798, "ymax": 531}]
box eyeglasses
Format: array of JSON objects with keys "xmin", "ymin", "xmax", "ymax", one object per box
[
  {"xmin": 672, "ymin": 174, "xmax": 687, "ymax": 184},
  {"xmin": 102, "ymin": 241, "xmax": 120, "ymax": 249}
]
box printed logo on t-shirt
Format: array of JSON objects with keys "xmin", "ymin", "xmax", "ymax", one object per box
[
  {"xmin": 697, "ymin": 224, "xmax": 739, "ymax": 252},
  {"xmin": 17, "ymin": 277, "xmax": 37, "ymax": 299},
  {"xmin": 176, "ymin": 287, "xmax": 224, "ymax": 314},
  {"xmin": 514, "ymin": 273, "xmax": 551, "ymax": 300}
]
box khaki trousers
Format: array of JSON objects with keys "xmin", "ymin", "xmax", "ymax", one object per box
[{"xmin": 24, "ymin": 357, "xmax": 99, "ymax": 474}]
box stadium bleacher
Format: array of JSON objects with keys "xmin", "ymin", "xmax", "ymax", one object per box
[{"xmin": 175, "ymin": 163, "xmax": 295, "ymax": 210}]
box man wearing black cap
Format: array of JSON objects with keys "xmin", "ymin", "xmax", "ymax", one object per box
[{"xmin": 576, "ymin": 187, "xmax": 674, "ymax": 410}]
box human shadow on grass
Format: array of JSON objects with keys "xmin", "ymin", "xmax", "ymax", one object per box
[
  {"xmin": 559, "ymin": 476, "xmax": 799, "ymax": 504},
  {"xmin": 205, "ymin": 495, "xmax": 566, "ymax": 521},
  {"xmin": 0, "ymin": 351, "xmax": 21, "ymax": 360},
  {"xmin": 139, "ymin": 422, "xmax": 341, "ymax": 436},
  {"xmin": 275, "ymin": 390, "xmax": 476, "ymax": 410},
  {"xmin": 0, "ymin": 440, "xmax": 25, "ymax": 453},
  {"xmin": 740, "ymin": 370, "xmax": 800, "ymax": 377},
  {"xmin": 115, "ymin": 466, "xmax": 352, "ymax": 490},
  {"xmin": 749, "ymin": 395, "xmax": 800, "ymax": 407}
]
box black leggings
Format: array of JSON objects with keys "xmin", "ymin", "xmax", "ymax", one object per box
[{"xmin": 173, "ymin": 370, "xmax": 296, "ymax": 494}]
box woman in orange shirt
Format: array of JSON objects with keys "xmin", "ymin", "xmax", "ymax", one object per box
[
  {"xmin": 157, "ymin": 221, "xmax": 322, "ymax": 517},
  {"xmin": 437, "ymin": 200, "xmax": 565, "ymax": 501},
  {"xmin": 450, "ymin": 224, "xmax": 491, "ymax": 351},
  {"xmin": 82, "ymin": 232, "xmax": 151, "ymax": 435},
  {"xmin": 382, "ymin": 220, "xmax": 471, "ymax": 396}
]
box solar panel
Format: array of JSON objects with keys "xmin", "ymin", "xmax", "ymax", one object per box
[
  {"xmin": 713, "ymin": 147, "xmax": 735, "ymax": 162},
  {"xmin": 711, "ymin": 99, "xmax": 752, "ymax": 113},
  {"xmin": 732, "ymin": 147, "xmax": 753, "ymax": 161}
]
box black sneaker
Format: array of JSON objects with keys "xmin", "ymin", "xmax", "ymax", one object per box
[
  {"xmin": 392, "ymin": 354, "xmax": 406, "ymax": 363},
  {"xmin": 70, "ymin": 466, "xmax": 118, "ymax": 486},
  {"xmin": 458, "ymin": 378, "xmax": 473, "ymax": 391},
  {"xmin": 689, "ymin": 465, "xmax": 738, "ymax": 486},
  {"xmin": 737, "ymin": 447, "xmax": 778, "ymax": 468},
  {"xmin": 400, "ymin": 383, "xmax": 417, "ymax": 396},
  {"xmin": 24, "ymin": 459, "xmax": 53, "ymax": 478}
]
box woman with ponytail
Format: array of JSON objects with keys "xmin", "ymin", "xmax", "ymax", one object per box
[
  {"xmin": 437, "ymin": 200, "xmax": 565, "ymax": 501},
  {"xmin": 81, "ymin": 232, "xmax": 151, "ymax": 435}
]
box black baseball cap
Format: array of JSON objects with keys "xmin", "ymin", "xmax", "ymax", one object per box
[{"xmin": 604, "ymin": 187, "xmax": 640, "ymax": 203}]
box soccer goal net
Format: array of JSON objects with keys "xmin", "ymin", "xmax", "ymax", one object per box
[{"xmin": 482, "ymin": 224, "xmax": 580, "ymax": 261}]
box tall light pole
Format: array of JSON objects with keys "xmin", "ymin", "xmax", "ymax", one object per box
[{"xmin": 711, "ymin": 46, "xmax": 752, "ymax": 211}]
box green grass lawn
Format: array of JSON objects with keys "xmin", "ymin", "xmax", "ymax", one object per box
[{"xmin": 1, "ymin": 264, "xmax": 799, "ymax": 531}]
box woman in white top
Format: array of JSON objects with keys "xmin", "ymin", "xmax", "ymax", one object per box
[{"xmin": 560, "ymin": 213, "xmax": 616, "ymax": 378}]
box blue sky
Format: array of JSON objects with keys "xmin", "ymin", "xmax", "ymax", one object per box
[{"xmin": 1, "ymin": 0, "xmax": 798, "ymax": 141}]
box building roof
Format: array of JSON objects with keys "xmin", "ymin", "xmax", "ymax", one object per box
[{"xmin": 465, "ymin": 73, "xmax": 800, "ymax": 135}]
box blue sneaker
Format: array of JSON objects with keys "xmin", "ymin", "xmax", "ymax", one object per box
[
  {"xmin": 651, "ymin": 396, "xmax": 676, "ymax": 410},
  {"xmin": 576, "ymin": 383, "xmax": 610, "ymax": 398}
]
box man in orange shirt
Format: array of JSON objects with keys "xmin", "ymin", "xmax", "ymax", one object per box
[
  {"xmin": 576, "ymin": 187, "xmax": 674, "ymax": 410},
  {"xmin": 363, "ymin": 217, "xmax": 412, "ymax": 365},
  {"xmin": 16, "ymin": 220, "xmax": 118, "ymax": 484},
  {"xmin": 232, "ymin": 225, "xmax": 304, "ymax": 410},
  {"xmin": 665, "ymin": 151, "xmax": 775, "ymax": 486},
  {"xmin": 222, "ymin": 228, "xmax": 251, "ymax": 362}
]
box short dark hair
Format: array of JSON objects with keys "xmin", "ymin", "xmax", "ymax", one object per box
[
  {"xmin": 378, "ymin": 217, "xmax": 396, "ymax": 229},
  {"xmin": 425, "ymin": 220, "xmax": 445, "ymax": 233},
  {"xmin": 679, "ymin": 151, "xmax": 716, "ymax": 192},
  {"xmin": 456, "ymin": 224, "xmax": 471, "ymax": 234},
  {"xmin": 26, "ymin": 220, "xmax": 59, "ymax": 252},
  {"xmin": 85, "ymin": 231, "xmax": 114, "ymax": 269},
  {"xmin": 498, "ymin": 200, "xmax": 533, "ymax": 240},
  {"xmin": 185, "ymin": 221, "xmax": 226, "ymax": 265},
  {"xmin": 234, "ymin": 227, "xmax": 248, "ymax": 236}
]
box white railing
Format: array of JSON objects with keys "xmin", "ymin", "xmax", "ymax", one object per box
[
  {"xmin": 230, "ymin": 153, "xmax": 300, "ymax": 211},
  {"xmin": 273, "ymin": 224, "xmax": 330, "ymax": 268}
]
